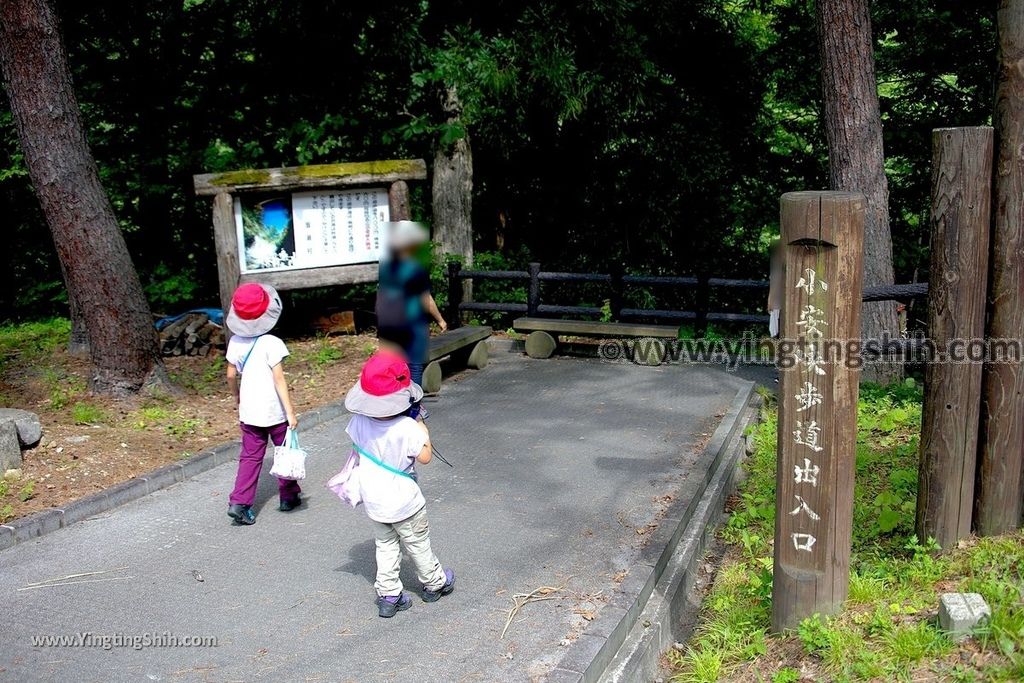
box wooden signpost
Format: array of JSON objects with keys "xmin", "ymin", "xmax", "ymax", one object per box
[
  {"xmin": 772, "ymin": 191, "xmax": 864, "ymax": 632},
  {"xmin": 192, "ymin": 159, "xmax": 426, "ymax": 314}
]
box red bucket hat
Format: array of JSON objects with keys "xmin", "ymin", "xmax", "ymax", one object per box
[
  {"xmin": 345, "ymin": 351, "xmax": 424, "ymax": 417},
  {"xmin": 226, "ymin": 283, "xmax": 282, "ymax": 336}
]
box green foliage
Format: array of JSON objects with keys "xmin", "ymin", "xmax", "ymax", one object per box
[
  {"xmin": 71, "ymin": 402, "xmax": 107, "ymax": 425},
  {"xmin": 144, "ymin": 263, "xmax": 200, "ymax": 311},
  {"xmin": 0, "ymin": 479, "xmax": 8, "ymax": 498},
  {"xmin": 0, "ymin": 504, "xmax": 12, "ymax": 523},
  {"xmin": 18, "ymin": 479, "xmax": 35, "ymax": 502},
  {"xmin": 771, "ymin": 668, "xmax": 800, "ymax": 683},
  {"xmin": 165, "ymin": 417, "xmax": 204, "ymax": 440},
  {"xmin": 0, "ymin": 319, "xmax": 71, "ymax": 373}
]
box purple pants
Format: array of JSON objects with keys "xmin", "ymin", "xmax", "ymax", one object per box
[{"xmin": 229, "ymin": 422, "xmax": 301, "ymax": 506}]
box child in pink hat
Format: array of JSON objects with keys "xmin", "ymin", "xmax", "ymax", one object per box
[
  {"xmin": 224, "ymin": 282, "xmax": 301, "ymax": 525},
  {"xmin": 340, "ymin": 350, "xmax": 455, "ymax": 617}
]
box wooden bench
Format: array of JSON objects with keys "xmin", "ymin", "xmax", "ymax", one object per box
[
  {"xmin": 512, "ymin": 317, "xmax": 679, "ymax": 363},
  {"xmin": 422, "ymin": 325, "xmax": 492, "ymax": 393}
]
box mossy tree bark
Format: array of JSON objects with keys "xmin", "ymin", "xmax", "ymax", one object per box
[
  {"xmin": 0, "ymin": 0, "xmax": 168, "ymax": 395},
  {"xmin": 816, "ymin": 0, "xmax": 902, "ymax": 384}
]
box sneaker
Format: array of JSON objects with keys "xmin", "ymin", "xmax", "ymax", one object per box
[
  {"xmin": 227, "ymin": 504, "xmax": 256, "ymax": 525},
  {"xmin": 278, "ymin": 496, "xmax": 302, "ymax": 512},
  {"xmin": 376, "ymin": 593, "xmax": 412, "ymax": 618},
  {"xmin": 422, "ymin": 569, "xmax": 455, "ymax": 602}
]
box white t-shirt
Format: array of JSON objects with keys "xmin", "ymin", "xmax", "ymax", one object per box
[
  {"xmin": 226, "ymin": 334, "xmax": 289, "ymax": 427},
  {"xmin": 345, "ymin": 414, "xmax": 427, "ymax": 523}
]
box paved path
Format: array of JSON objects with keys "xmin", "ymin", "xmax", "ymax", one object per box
[{"xmin": 0, "ymin": 351, "xmax": 749, "ymax": 683}]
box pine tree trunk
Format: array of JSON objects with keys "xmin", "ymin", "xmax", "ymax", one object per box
[
  {"xmin": 816, "ymin": 0, "xmax": 902, "ymax": 384},
  {"xmin": 0, "ymin": 0, "xmax": 167, "ymax": 395},
  {"xmin": 432, "ymin": 85, "xmax": 474, "ymax": 272},
  {"xmin": 57, "ymin": 257, "xmax": 89, "ymax": 356}
]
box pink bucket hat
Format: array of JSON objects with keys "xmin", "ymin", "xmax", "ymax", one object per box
[
  {"xmin": 226, "ymin": 283, "xmax": 282, "ymax": 337},
  {"xmin": 345, "ymin": 351, "xmax": 424, "ymax": 417}
]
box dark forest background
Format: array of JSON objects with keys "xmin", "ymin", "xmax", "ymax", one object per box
[{"xmin": 0, "ymin": 0, "xmax": 996, "ymax": 321}]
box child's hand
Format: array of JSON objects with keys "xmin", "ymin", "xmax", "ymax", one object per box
[{"xmin": 287, "ymin": 412, "xmax": 298, "ymax": 429}]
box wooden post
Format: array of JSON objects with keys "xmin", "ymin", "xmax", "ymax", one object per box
[
  {"xmin": 527, "ymin": 262, "xmax": 541, "ymax": 317},
  {"xmin": 694, "ymin": 274, "xmax": 710, "ymax": 338},
  {"xmin": 388, "ymin": 180, "xmax": 411, "ymax": 221},
  {"xmin": 916, "ymin": 127, "xmax": 993, "ymax": 547},
  {"xmin": 212, "ymin": 192, "xmax": 240, "ymax": 318},
  {"xmin": 609, "ymin": 261, "xmax": 625, "ymax": 321},
  {"xmin": 978, "ymin": 3, "xmax": 1024, "ymax": 536},
  {"xmin": 446, "ymin": 261, "xmax": 463, "ymax": 330},
  {"xmin": 772, "ymin": 191, "xmax": 864, "ymax": 632}
]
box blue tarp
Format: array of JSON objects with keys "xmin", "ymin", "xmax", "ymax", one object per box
[{"xmin": 154, "ymin": 308, "xmax": 224, "ymax": 331}]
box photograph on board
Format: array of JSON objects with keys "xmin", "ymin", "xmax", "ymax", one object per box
[{"xmin": 234, "ymin": 195, "xmax": 296, "ymax": 272}]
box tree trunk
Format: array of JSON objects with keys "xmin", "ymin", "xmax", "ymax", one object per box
[
  {"xmin": 816, "ymin": 0, "xmax": 902, "ymax": 384},
  {"xmin": 0, "ymin": 0, "xmax": 167, "ymax": 395},
  {"xmin": 977, "ymin": 0, "xmax": 1024, "ymax": 535},
  {"xmin": 58, "ymin": 257, "xmax": 89, "ymax": 356},
  {"xmin": 432, "ymin": 85, "xmax": 474, "ymax": 273}
]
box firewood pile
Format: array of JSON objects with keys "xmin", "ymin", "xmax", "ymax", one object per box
[{"xmin": 158, "ymin": 313, "xmax": 225, "ymax": 357}]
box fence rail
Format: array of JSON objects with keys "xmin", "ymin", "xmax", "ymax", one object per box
[{"xmin": 445, "ymin": 261, "xmax": 927, "ymax": 331}]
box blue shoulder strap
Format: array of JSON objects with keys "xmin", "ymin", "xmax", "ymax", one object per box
[
  {"xmin": 238, "ymin": 336, "xmax": 262, "ymax": 373},
  {"xmin": 353, "ymin": 443, "xmax": 414, "ymax": 479}
]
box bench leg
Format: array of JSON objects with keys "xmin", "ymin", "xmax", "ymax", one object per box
[
  {"xmin": 467, "ymin": 340, "xmax": 489, "ymax": 369},
  {"xmin": 422, "ymin": 360, "xmax": 443, "ymax": 394},
  {"xmin": 525, "ymin": 331, "xmax": 557, "ymax": 359},
  {"xmin": 630, "ymin": 338, "xmax": 665, "ymax": 366}
]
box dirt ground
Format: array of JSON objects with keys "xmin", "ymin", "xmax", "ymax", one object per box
[{"xmin": 0, "ymin": 333, "xmax": 378, "ymax": 522}]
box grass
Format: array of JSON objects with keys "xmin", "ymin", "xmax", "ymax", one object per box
[
  {"xmin": 0, "ymin": 318, "xmax": 70, "ymax": 374},
  {"xmin": 71, "ymin": 401, "xmax": 107, "ymax": 425},
  {"xmin": 668, "ymin": 381, "xmax": 1024, "ymax": 682}
]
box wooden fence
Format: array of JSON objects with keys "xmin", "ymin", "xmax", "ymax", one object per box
[{"xmin": 444, "ymin": 261, "xmax": 928, "ymax": 331}]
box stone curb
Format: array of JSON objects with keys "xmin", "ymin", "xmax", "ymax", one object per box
[
  {"xmin": 546, "ymin": 381, "xmax": 759, "ymax": 683},
  {"xmin": 0, "ymin": 400, "xmax": 349, "ymax": 553}
]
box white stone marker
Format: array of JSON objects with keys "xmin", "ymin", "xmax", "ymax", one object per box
[{"xmin": 938, "ymin": 592, "xmax": 991, "ymax": 640}]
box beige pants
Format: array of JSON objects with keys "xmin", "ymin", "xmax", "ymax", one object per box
[{"xmin": 371, "ymin": 506, "xmax": 447, "ymax": 597}]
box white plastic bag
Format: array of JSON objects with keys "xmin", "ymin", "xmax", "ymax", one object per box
[
  {"xmin": 327, "ymin": 449, "xmax": 361, "ymax": 508},
  {"xmin": 271, "ymin": 428, "xmax": 306, "ymax": 480}
]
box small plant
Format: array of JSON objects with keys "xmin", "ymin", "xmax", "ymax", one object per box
[
  {"xmin": 165, "ymin": 417, "xmax": 205, "ymax": 439},
  {"xmin": 0, "ymin": 479, "xmax": 8, "ymax": 497},
  {"xmin": 71, "ymin": 401, "xmax": 107, "ymax": 425},
  {"xmin": 308, "ymin": 335, "xmax": 343, "ymax": 369},
  {"xmin": 797, "ymin": 614, "xmax": 832, "ymax": 655},
  {"xmin": 772, "ymin": 667, "xmax": 800, "ymax": 683},
  {"xmin": 0, "ymin": 504, "xmax": 12, "ymax": 522},
  {"xmin": 18, "ymin": 479, "xmax": 35, "ymax": 502},
  {"xmin": 599, "ymin": 298, "xmax": 613, "ymax": 323},
  {"xmin": 362, "ymin": 342, "xmax": 377, "ymax": 357}
]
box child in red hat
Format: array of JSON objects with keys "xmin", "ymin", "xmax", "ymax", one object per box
[
  {"xmin": 339, "ymin": 350, "xmax": 455, "ymax": 617},
  {"xmin": 223, "ymin": 283, "xmax": 301, "ymax": 525}
]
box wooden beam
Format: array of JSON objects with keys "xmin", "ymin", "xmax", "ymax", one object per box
[
  {"xmin": 193, "ymin": 159, "xmax": 427, "ymax": 196},
  {"xmin": 239, "ymin": 263, "xmax": 378, "ymax": 291},
  {"xmin": 211, "ymin": 192, "xmax": 240, "ymax": 316},
  {"xmin": 427, "ymin": 326, "xmax": 491, "ymax": 361},
  {"xmin": 772, "ymin": 191, "xmax": 864, "ymax": 632},
  {"xmin": 917, "ymin": 127, "xmax": 993, "ymax": 548},
  {"xmin": 512, "ymin": 317, "xmax": 679, "ymax": 339},
  {"xmin": 978, "ymin": 2, "xmax": 1024, "ymax": 537}
]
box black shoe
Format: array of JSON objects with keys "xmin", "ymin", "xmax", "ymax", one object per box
[
  {"xmin": 227, "ymin": 504, "xmax": 256, "ymax": 525},
  {"xmin": 278, "ymin": 497, "xmax": 302, "ymax": 512},
  {"xmin": 422, "ymin": 569, "xmax": 455, "ymax": 602},
  {"xmin": 376, "ymin": 593, "xmax": 412, "ymax": 618}
]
